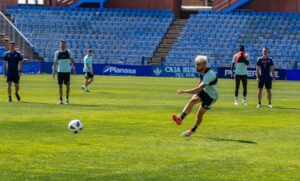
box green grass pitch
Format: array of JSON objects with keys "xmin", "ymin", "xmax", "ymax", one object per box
[{"xmin": 0, "ymin": 75, "xmax": 299, "ymax": 180}]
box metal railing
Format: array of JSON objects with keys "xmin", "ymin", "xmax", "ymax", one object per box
[
  {"xmin": 213, "ymin": 0, "xmax": 238, "ymax": 11},
  {"xmin": 0, "ymin": 10, "xmax": 35, "ymax": 60}
]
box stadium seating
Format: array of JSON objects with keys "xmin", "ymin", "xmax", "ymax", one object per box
[
  {"xmin": 7, "ymin": 6, "xmax": 174, "ymax": 65},
  {"xmin": 0, "ymin": 46, "xmax": 6, "ymax": 59},
  {"xmin": 166, "ymin": 11, "xmax": 300, "ymax": 69}
]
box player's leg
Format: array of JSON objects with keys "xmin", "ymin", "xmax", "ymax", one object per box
[
  {"xmin": 57, "ymin": 73, "xmax": 64, "ymax": 104},
  {"xmin": 58, "ymin": 84, "xmax": 63, "ymax": 104},
  {"xmin": 66, "ymin": 85, "xmax": 70, "ymax": 104},
  {"xmin": 257, "ymin": 88, "xmax": 263, "ymax": 108},
  {"xmin": 14, "ymin": 83, "xmax": 21, "ymax": 101},
  {"xmin": 82, "ymin": 73, "xmax": 89, "ymax": 92},
  {"xmin": 182, "ymin": 107, "xmax": 207, "ymax": 137},
  {"xmin": 234, "ymin": 75, "xmax": 241, "ymax": 105},
  {"xmin": 65, "ymin": 73, "xmax": 71, "ymax": 104},
  {"xmin": 7, "ymin": 81, "xmax": 12, "ymax": 102},
  {"xmin": 257, "ymin": 78, "xmax": 264, "ymax": 108},
  {"xmin": 172, "ymin": 94, "xmax": 200, "ymax": 125},
  {"xmin": 183, "ymin": 94, "xmax": 201, "ymax": 115},
  {"xmin": 84, "ymin": 73, "xmax": 94, "ymax": 92},
  {"xmin": 241, "ymin": 76, "xmax": 247, "ymax": 105},
  {"xmin": 265, "ymin": 78, "xmax": 272, "ymax": 108},
  {"xmin": 14, "ymin": 75, "xmax": 21, "ymax": 101},
  {"xmin": 266, "ymin": 89, "xmax": 272, "ymax": 108},
  {"xmin": 86, "ymin": 77, "xmax": 94, "ymax": 86}
]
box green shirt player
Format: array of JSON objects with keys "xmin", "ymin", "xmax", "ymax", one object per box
[
  {"xmin": 81, "ymin": 49, "xmax": 94, "ymax": 92},
  {"xmin": 231, "ymin": 45, "xmax": 249, "ymax": 106},
  {"xmin": 172, "ymin": 56, "xmax": 218, "ymax": 137},
  {"xmin": 52, "ymin": 40, "xmax": 76, "ymax": 104}
]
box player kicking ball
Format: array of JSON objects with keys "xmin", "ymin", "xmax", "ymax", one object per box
[
  {"xmin": 172, "ymin": 56, "xmax": 218, "ymax": 137},
  {"xmin": 81, "ymin": 49, "xmax": 94, "ymax": 92}
]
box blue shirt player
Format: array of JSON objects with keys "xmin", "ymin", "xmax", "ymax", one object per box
[
  {"xmin": 3, "ymin": 42, "xmax": 23, "ymax": 102},
  {"xmin": 256, "ymin": 47, "xmax": 275, "ymax": 108}
]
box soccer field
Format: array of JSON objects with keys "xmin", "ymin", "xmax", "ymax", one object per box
[{"xmin": 0, "ymin": 75, "xmax": 299, "ymax": 180}]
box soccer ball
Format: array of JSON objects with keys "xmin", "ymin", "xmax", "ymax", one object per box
[{"xmin": 68, "ymin": 119, "xmax": 83, "ymax": 134}]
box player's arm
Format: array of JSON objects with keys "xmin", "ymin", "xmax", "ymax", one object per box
[
  {"xmin": 69, "ymin": 50, "xmax": 76, "ymax": 75},
  {"xmin": 18, "ymin": 54, "xmax": 24, "ymax": 77},
  {"xmin": 244, "ymin": 54, "xmax": 250, "ymax": 65},
  {"xmin": 3, "ymin": 61, "xmax": 7, "ymax": 78},
  {"xmin": 178, "ymin": 83, "xmax": 205, "ymax": 94},
  {"xmin": 52, "ymin": 60, "xmax": 58, "ymax": 78},
  {"xmin": 231, "ymin": 55, "xmax": 235, "ymax": 78},
  {"xmin": 196, "ymin": 79, "xmax": 201, "ymax": 87},
  {"xmin": 70, "ymin": 58, "xmax": 76, "ymax": 75},
  {"xmin": 256, "ymin": 65, "xmax": 260, "ymax": 82},
  {"xmin": 271, "ymin": 64, "xmax": 275, "ymax": 80},
  {"xmin": 52, "ymin": 52, "xmax": 58, "ymax": 78},
  {"xmin": 86, "ymin": 64, "xmax": 93, "ymax": 75}
]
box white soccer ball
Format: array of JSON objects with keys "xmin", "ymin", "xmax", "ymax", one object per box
[{"xmin": 68, "ymin": 119, "xmax": 83, "ymax": 134}]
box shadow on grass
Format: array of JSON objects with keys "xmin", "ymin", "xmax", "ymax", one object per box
[
  {"xmin": 270, "ymin": 106, "xmax": 300, "ymax": 110},
  {"xmin": 201, "ymin": 137, "xmax": 257, "ymax": 144},
  {"xmin": 21, "ymin": 101, "xmax": 105, "ymax": 108}
]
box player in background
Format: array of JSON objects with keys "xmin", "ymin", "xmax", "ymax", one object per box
[
  {"xmin": 52, "ymin": 40, "xmax": 76, "ymax": 104},
  {"xmin": 256, "ymin": 47, "xmax": 275, "ymax": 108},
  {"xmin": 3, "ymin": 42, "xmax": 23, "ymax": 102},
  {"xmin": 231, "ymin": 45, "xmax": 249, "ymax": 106},
  {"xmin": 81, "ymin": 49, "xmax": 94, "ymax": 92},
  {"xmin": 172, "ymin": 56, "xmax": 218, "ymax": 137}
]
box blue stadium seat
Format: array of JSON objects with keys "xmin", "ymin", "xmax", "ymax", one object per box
[
  {"xmin": 7, "ymin": 6, "xmax": 174, "ymax": 64},
  {"xmin": 165, "ymin": 11, "xmax": 300, "ymax": 69}
]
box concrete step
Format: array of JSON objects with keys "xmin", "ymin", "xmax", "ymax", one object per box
[
  {"xmin": 160, "ymin": 44, "xmax": 173, "ymax": 48},
  {"xmin": 174, "ymin": 20, "xmax": 187, "ymax": 24},
  {"xmin": 151, "ymin": 57, "xmax": 163, "ymax": 62},
  {"xmin": 153, "ymin": 52, "xmax": 169, "ymax": 57},
  {"xmin": 156, "ymin": 48, "xmax": 170, "ymax": 53},
  {"xmin": 168, "ymin": 29, "xmax": 182, "ymax": 34},
  {"xmin": 171, "ymin": 26, "xmax": 185, "ymax": 30},
  {"xmin": 149, "ymin": 19, "xmax": 186, "ymax": 65},
  {"xmin": 162, "ymin": 39, "xmax": 177, "ymax": 44}
]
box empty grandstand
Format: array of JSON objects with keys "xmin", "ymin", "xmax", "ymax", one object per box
[
  {"xmin": 2, "ymin": 2, "xmax": 300, "ymax": 69},
  {"xmin": 166, "ymin": 11, "xmax": 300, "ymax": 69},
  {"xmin": 6, "ymin": 6, "xmax": 174, "ymax": 65},
  {"xmin": 0, "ymin": 46, "xmax": 6, "ymax": 59}
]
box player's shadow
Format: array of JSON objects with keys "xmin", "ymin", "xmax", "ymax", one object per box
[
  {"xmin": 21, "ymin": 101, "xmax": 104, "ymax": 108},
  {"xmin": 201, "ymin": 137, "xmax": 257, "ymax": 144},
  {"xmin": 270, "ymin": 106, "xmax": 300, "ymax": 110}
]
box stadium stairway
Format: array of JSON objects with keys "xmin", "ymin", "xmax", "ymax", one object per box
[
  {"xmin": 0, "ymin": 23, "xmax": 39, "ymax": 60},
  {"xmin": 57, "ymin": 0, "xmax": 78, "ymax": 7},
  {"xmin": 0, "ymin": 11, "xmax": 40, "ymax": 60},
  {"xmin": 149, "ymin": 19, "xmax": 187, "ymax": 65}
]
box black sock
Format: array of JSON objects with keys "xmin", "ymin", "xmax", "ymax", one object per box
[
  {"xmin": 66, "ymin": 96, "xmax": 69, "ymax": 100},
  {"xmin": 191, "ymin": 126, "xmax": 198, "ymax": 132},
  {"xmin": 9, "ymin": 96, "xmax": 12, "ymax": 101},
  {"xmin": 60, "ymin": 97, "xmax": 63, "ymax": 101},
  {"xmin": 259, "ymin": 101, "xmax": 261, "ymax": 105},
  {"xmin": 180, "ymin": 112, "xmax": 187, "ymax": 120},
  {"xmin": 269, "ymin": 101, "xmax": 271, "ymax": 105}
]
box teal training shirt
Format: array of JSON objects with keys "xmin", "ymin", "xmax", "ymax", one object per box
[
  {"xmin": 54, "ymin": 49, "xmax": 73, "ymax": 73},
  {"xmin": 201, "ymin": 69, "xmax": 219, "ymax": 100},
  {"xmin": 83, "ymin": 55, "xmax": 93, "ymax": 73},
  {"xmin": 232, "ymin": 53, "xmax": 249, "ymax": 76}
]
